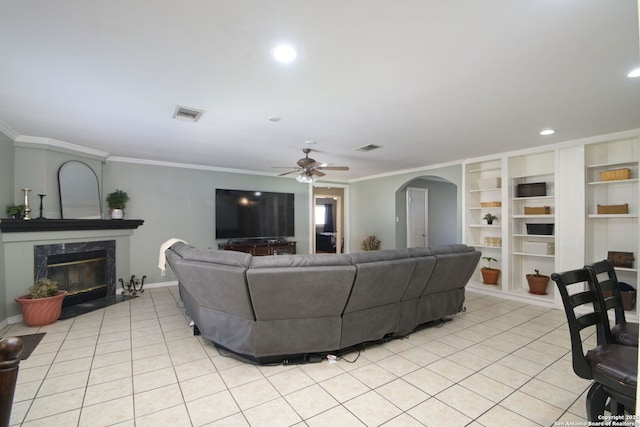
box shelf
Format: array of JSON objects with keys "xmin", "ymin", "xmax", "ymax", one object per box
[
  {"xmin": 513, "ymin": 234, "xmax": 555, "ymax": 238},
  {"xmin": 587, "ymin": 214, "xmax": 638, "ymax": 219},
  {"xmin": 587, "ymin": 161, "xmax": 637, "ymax": 169},
  {"xmin": 471, "ymin": 244, "xmax": 502, "ymax": 249},
  {"xmin": 469, "ymin": 188, "xmax": 501, "ymax": 193},
  {"xmin": 0, "ymin": 219, "xmax": 144, "ymax": 233},
  {"xmin": 613, "ymin": 266, "xmax": 639, "ymax": 273},
  {"xmin": 468, "ymin": 224, "xmax": 501, "ymax": 228},
  {"xmin": 468, "ymin": 167, "xmax": 501, "ymax": 174},
  {"xmin": 587, "ymin": 178, "xmax": 637, "ymax": 186},
  {"xmin": 512, "ymin": 196, "xmax": 554, "ymax": 201},
  {"xmin": 513, "ymin": 252, "xmax": 555, "ymax": 258},
  {"xmin": 511, "ymin": 172, "xmax": 554, "ymax": 180},
  {"xmin": 513, "ymin": 214, "xmax": 555, "ymax": 219}
]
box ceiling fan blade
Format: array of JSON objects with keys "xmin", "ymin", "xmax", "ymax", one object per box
[
  {"xmin": 278, "ymin": 170, "xmax": 299, "ymax": 176},
  {"xmin": 312, "ymin": 169, "xmax": 326, "ymax": 177},
  {"xmin": 317, "ymin": 166, "xmax": 349, "ymax": 171}
]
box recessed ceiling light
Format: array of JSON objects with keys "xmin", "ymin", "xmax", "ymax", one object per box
[
  {"xmin": 627, "ymin": 67, "xmax": 640, "ymax": 78},
  {"xmin": 268, "ymin": 116, "xmax": 281, "ymax": 122},
  {"xmin": 540, "ymin": 129, "xmax": 556, "ymax": 136},
  {"xmin": 305, "ymin": 140, "xmax": 317, "ymax": 145},
  {"xmin": 273, "ymin": 44, "xmax": 297, "ymax": 63}
]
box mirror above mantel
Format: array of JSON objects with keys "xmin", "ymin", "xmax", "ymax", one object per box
[{"xmin": 58, "ymin": 160, "xmax": 102, "ymax": 219}]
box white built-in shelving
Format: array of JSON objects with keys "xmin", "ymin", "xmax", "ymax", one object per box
[
  {"xmin": 508, "ymin": 151, "xmax": 556, "ymax": 304},
  {"xmin": 584, "ymin": 138, "xmax": 639, "ymax": 321},
  {"xmin": 463, "ymin": 131, "xmax": 640, "ymax": 312},
  {"xmin": 464, "ymin": 158, "xmax": 504, "ymax": 290}
]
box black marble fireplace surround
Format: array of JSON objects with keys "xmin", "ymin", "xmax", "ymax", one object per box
[{"xmin": 34, "ymin": 240, "xmax": 116, "ymax": 307}]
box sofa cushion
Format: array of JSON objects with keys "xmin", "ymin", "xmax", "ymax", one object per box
[
  {"xmin": 170, "ymin": 242, "xmax": 252, "ymax": 268},
  {"xmin": 345, "ymin": 249, "xmax": 415, "ymax": 313},
  {"xmin": 247, "ymin": 254, "xmax": 356, "ymax": 320},
  {"xmin": 249, "ymin": 253, "xmax": 352, "ymax": 268}
]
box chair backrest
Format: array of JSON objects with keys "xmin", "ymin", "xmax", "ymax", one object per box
[
  {"xmin": 551, "ymin": 268, "xmax": 612, "ymax": 380},
  {"xmin": 586, "ymin": 259, "xmax": 626, "ymax": 326}
]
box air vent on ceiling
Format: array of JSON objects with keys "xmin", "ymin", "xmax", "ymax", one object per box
[
  {"xmin": 353, "ymin": 144, "xmax": 382, "ymax": 152},
  {"xmin": 173, "ymin": 105, "xmax": 204, "ymax": 122}
]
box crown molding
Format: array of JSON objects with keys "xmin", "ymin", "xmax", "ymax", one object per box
[
  {"xmin": 106, "ymin": 156, "xmax": 281, "ymax": 177},
  {"xmin": 14, "ymin": 135, "xmax": 110, "ymax": 160},
  {"xmin": 0, "ymin": 120, "xmax": 18, "ymax": 140}
]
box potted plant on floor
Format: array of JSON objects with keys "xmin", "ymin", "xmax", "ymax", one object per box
[
  {"xmin": 480, "ymin": 256, "xmax": 500, "ymax": 285},
  {"xmin": 526, "ymin": 269, "xmax": 550, "ymax": 295},
  {"xmin": 483, "ymin": 213, "xmax": 498, "ymax": 225},
  {"xmin": 361, "ymin": 235, "xmax": 381, "ymax": 251},
  {"xmin": 106, "ymin": 189, "xmax": 130, "ymax": 220},
  {"xmin": 15, "ymin": 278, "xmax": 67, "ymax": 327}
]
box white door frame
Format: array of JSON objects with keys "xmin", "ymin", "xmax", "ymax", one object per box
[
  {"xmin": 313, "ymin": 194, "xmax": 343, "ymax": 253},
  {"xmin": 406, "ymin": 187, "xmax": 428, "ymax": 247}
]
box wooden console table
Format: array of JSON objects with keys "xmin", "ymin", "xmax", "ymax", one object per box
[{"xmin": 219, "ymin": 240, "xmax": 296, "ymax": 256}]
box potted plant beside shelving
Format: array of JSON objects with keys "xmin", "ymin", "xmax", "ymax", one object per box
[
  {"xmin": 483, "ymin": 213, "xmax": 498, "ymax": 225},
  {"xmin": 106, "ymin": 189, "xmax": 130, "ymax": 220},
  {"xmin": 526, "ymin": 269, "xmax": 550, "ymax": 295},
  {"xmin": 480, "ymin": 256, "xmax": 500, "ymax": 285},
  {"xmin": 15, "ymin": 278, "xmax": 68, "ymax": 327}
]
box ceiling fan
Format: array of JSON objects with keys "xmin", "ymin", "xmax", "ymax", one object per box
[{"xmin": 273, "ymin": 148, "xmax": 349, "ymax": 182}]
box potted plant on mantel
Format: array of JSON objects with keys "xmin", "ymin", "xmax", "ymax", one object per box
[
  {"xmin": 15, "ymin": 278, "xmax": 67, "ymax": 327},
  {"xmin": 526, "ymin": 269, "xmax": 550, "ymax": 295},
  {"xmin": 481, "ymin": 256, "xmax": 500, "ymax": 285},
  {"xmin": 5, "ymin": 204, "xmax": 25, "ymax": 219},
  {"xmin": 106, "ymin": 189, "xmax": 130, "ymax": 220}
]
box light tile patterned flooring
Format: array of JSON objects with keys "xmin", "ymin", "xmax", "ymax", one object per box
[{"xmin": 2, "ymin": 286, "xmax": 595, "ymax": 426}]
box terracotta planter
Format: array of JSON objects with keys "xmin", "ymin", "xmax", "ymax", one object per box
[
  {"xmin": 526, "ymin": 275, "xmax": 550, "ymax": 295},
  {"xmin": 481, "ymin": 268, "xmax": 500, "ymax": 285},
  {"xmin": 15, "ymin": 291, "xmax": 68, "ymax": 327}
]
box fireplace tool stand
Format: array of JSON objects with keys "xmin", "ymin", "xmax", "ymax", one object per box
[{"xmin": 120, "ymin": 275, "xmax": 146, "ymax": 296}]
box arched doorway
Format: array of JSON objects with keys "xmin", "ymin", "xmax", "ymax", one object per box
[{"xmin": 395, "ymin": 176, "xmax": 458, "ymax": 248}]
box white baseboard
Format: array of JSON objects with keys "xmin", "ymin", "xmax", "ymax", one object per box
[{"xmin": 141, "ymin": 280, "xmax": 178, "ymax": 289}]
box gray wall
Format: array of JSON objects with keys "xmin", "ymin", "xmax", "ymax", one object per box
[
  {"xmin": 13, "ymin": 143, "xmax": 104, "ymax": 219},
  {"xmin": 0, "ymin": 132, "xmax": 15, "ymax": 321},
  {"xmin": 103, "ymin": 161, "xmax": 311, "ymax": 284}
]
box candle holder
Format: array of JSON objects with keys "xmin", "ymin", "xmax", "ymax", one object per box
[
  {"xmin": 21, "ymin": 188, "xmax": 31, "ymax": 220},
  {"xmin": 119, "ymin": 275, "xmax": 146, "ymax": 296},
  {"xmin": 37, "ymin": 194, "xmax": 46, "ymax": 219}
]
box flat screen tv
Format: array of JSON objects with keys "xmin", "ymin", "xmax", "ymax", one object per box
[{"xmin": 215, "ymin": 189, "xmax": 295, "ymax": 240}]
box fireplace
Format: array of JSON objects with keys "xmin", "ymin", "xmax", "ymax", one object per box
[{"xmin": 34, "ymin": 241, "xmax": 116, "ymax": 307}]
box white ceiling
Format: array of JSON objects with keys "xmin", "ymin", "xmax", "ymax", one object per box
[{"xmin": 1, "ymin": 1, "xmax": 639, "ymax": 181}]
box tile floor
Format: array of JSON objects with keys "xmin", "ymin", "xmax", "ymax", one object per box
[{"xmin": 2, "ymin": 286, "xmax": 596, "ymax": 426}]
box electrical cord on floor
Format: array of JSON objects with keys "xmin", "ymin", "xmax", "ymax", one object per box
[{"xmin": 335, "ymin": 349, "xmax": 361, "ymax": 363}]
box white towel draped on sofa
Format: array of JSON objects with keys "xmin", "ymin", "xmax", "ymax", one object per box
[{"xmin": 158, "ymin": 238, "xmax": 187, "ymax": 273}]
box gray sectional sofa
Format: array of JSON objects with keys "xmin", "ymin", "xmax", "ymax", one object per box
[{"xmin": 165, "ymin": 242, "xmax": 480, "ymax": 363}]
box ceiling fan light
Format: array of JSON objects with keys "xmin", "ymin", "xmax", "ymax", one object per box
[{"xmin": 296, "ymin": 171, "xmax": 317, "ymax": 183}]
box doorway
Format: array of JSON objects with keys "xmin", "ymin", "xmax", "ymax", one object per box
[
  {"xmin": 407, "ymin": 187, "xmax": 428, "ymax": 247},
  {"xmin": 313, "ymin": 187, "xmax": 345, "ymax": 254}
]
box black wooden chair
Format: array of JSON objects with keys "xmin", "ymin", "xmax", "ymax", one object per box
[
  {"xmin": 0, "ymin": 337, "xmax": 23, "ymax": 427},
  {"xmin": 551, "ymin": 268, "xmax": 637, "ymax": 420},
  {"xmin": 586, "ymin": 259, "xmax": 638, "ymax": 347}
]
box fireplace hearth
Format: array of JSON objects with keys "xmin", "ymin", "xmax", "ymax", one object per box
[{"xmin": 34, "ymin": 240, "xmax": 116, "ymax": 308}]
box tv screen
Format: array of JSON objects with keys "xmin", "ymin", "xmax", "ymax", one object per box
[{"xmin": 215, "ymin": 189, "xmax": 295, "ymax": 240}]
